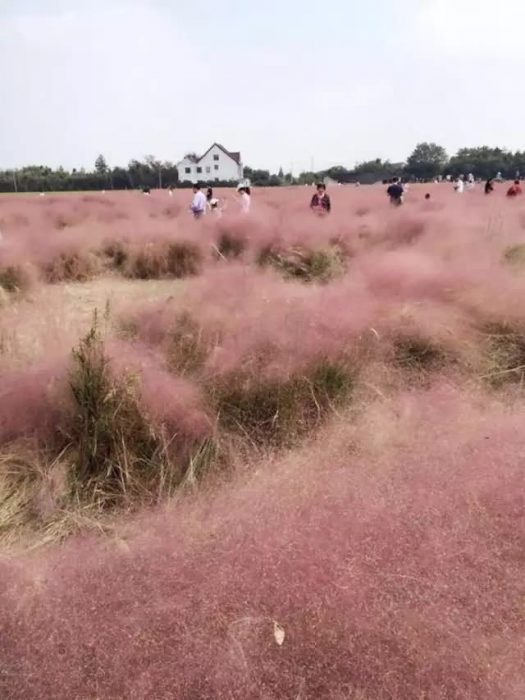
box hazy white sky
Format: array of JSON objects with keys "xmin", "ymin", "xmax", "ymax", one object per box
[{"xmin": 0, "ymin": 0, "xmax": 523, "ymax": 172}]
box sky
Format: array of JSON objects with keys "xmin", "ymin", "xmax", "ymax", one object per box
[{"xmin": 0, "ymin": 0, "xmax": 523, "ymax": 173}]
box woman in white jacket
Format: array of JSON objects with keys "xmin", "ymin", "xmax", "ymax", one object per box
[{"xmin": 237, "ymin": 184, "xmax": 251, "ymax": 214}]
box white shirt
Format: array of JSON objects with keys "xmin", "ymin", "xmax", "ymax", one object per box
[
  {"xmin": 240, "ymin": 192, "xmax": 251, "ymax": 214},
  {"xmin": 191, "ymin": 190, "xmax": 207, "ymax": 214},
  {"xmin": 455, "ymin": 180, "xmax": 464, "ymax": 193}
]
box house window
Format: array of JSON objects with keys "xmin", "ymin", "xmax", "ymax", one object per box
[
  {"xmin": 196, "ymin": 167, "xmax": 202, "ymax": 174},
  {"xmin": 213, "ymin": 154, "xmax": 219, "ymax": 161},
  {"xmin": 214, "ymin": 165, "xmax": 219, "ymax": 171},
  {"xmin": 206, "ymin": 166, "xmax": 211, "ymax": 173},
  {"xmin": 185, "ymin": 167, "xmax": 191, "ymax": 174}
]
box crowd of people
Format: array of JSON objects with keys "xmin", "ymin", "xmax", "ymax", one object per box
[
  {"xmin": 185, "ymin": 172, "xmax": 522, "ymax": 220},
  {"xmin": 189, "ymin": 182, "xmax": 251, "ymax": 219}
]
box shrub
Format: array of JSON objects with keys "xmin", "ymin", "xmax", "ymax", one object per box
[
  {"xmin": 503, "ymin": 244, "xmax": 525, "ymax": 266},
  {"xmin": 43, "ymin": 251, "xmax": 100, "ymax": 283},
  {"xmin": 124, "ymin": 241, "xmax": 202, "ymax": 280},
  {"xmin": 64, "ymin": 325, "xmax": 163, "ymax": 501},
  {"xmin": 166, "ymin": 313, "xmax": 211, "ymax": 375},
  {"xmin": 258, "ymin": 244, "xmax": 345, "ymax": 283},
  {"xmin": 0, "ymin": 447, "xmax": 68, "ymax": 540},
  {"xmin": 166, "ymin": 241, "xmax": 202, "ymax": 277},
  {"xmin": 216, "ymin": 232, "xmax": 247, "ymax": 259},
  {"xmin": 481, "ymin": 321, "xmax": 525, "ymax": 386},
  {"xmin": 102, "ymin": 240, "xmax": 129, "ymax": 270},
  {"xmin": 393, "ymin": 334, "xmax": 449, "ymax": 374},
  {"xmin": 0, "ymin": 265, "xmax": 32, "ymax": 293},
  {"xmin": 212, "ymin": 361, "xmax": 353, "ymax": 445}
]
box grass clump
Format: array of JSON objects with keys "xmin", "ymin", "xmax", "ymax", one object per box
[
  {"xmin": 503, "ymin": 244, "xmax": 525, "ymax": 266},
  {"xmin": 125, "ymin": 241, "xmax": 202, "ymax": 280},
  {"xmin": 480, "ymin": 322, "xmax": 525, "ymax": 386},
  {"xmin": 102, "ymin": 240, "xmax": 129, "ymax": 270},
  {"xmin": 216, "ymin": 232, "xmax": 247, "ymax": 259},
  {"xmin": 393, "ymin": 334, "xmax": 449, "ymax": 375},
  {"xmin": 258, "ymin": 244, "xmax": 345, "ymax": 283},
  {"xmin": 44, "ymin": 252, "xmax": 100, "ymax": 283},
  {"xmin": 166, "ymin": 313, "xmax": 211, "ymax": 375},
  {"xmin": 0, "ymin": 265, "xmax": 31, "ymax": 293},
  {"xmin": 213, "ymin": 361, "xmax": 353, "ymax": 446},
  {"xmin": 65, "ymin": 324, "xmax": 163, "ymax": 501},
  {"xmin": 0, "ymin": 447, "xmax": 69, "ymax": 545},
  {"xmin": 0, "ymin": 449, "xmax": 47, "ymax": 536}
]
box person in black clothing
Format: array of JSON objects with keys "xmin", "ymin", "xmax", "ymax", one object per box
[
  {"xmin": 310, "ymin": 183, "xmax": 331, "ymax": 214},
  {"xmin": 484, "ymin": 178, "xmax": 494, "ymax": 195},
  {"xmin": 387, "ymin": 177, "xmax": 404, "ymax": 206}
]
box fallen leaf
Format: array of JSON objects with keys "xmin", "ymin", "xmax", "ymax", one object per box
[{"xmin": 273, "ymin": 621, "xmax": 285, "ymax": 646}]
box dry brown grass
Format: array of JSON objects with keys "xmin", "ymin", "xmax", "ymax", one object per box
[{"xmin": 0, "ymin": 277, "xmax": 178, "ymax": 369}]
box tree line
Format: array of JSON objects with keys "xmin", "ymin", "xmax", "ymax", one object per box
[{"xmin": 0, "ymin": 144, "xmax": 524, "ymax": 193}]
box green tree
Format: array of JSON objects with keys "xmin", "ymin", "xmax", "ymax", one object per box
[
  {"xmin": 94, "ymin": 154, "xmax": 108, "ymax": 175},
  {"xmin": 449, "ymin": 147, "xmax": 514, "ymax": 179},
  {"xmin": 406, "ymin": 143, "xmax": 448, "ymax": 180},
  {"xmin": 352, "ymin": 159, "xmax": 402, "ymax": 184}
]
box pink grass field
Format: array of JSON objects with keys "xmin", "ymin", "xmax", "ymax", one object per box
[{"xmin": 1, "ymin": 184, "xmax": 525, "ymax": 698}]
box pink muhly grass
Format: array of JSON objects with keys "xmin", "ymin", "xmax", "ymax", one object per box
[
  {"xmin": 0, "ymin": 359, "xmax": 67, "ymax": 445},
  {"xmin": 0, "ymin": 388, "xmax": 523, "ymax": 699},
  {"xmin": 106, "ymin": 340, "xmax": 212, "ymax": 443},
  {"xmin": 129, "ymin": 266, "xmax": 377, "ymax": 383}
]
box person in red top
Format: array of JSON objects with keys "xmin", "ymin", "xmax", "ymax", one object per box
[
  {"xmin": 507, "ymin": 180, "xmax": 523, "ymax": 197},
  {"xmin": 310, "ymin": 183, "xmax": 331, "ymax": 214}
]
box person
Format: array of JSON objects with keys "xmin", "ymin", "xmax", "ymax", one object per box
[
  {"xmin": 190, "ymin": 183, "xmax": 207, "ymax": 218},
  {"xmin": 206, "ymin": 187, "xmax": 221, "ymax": 215},
  {"xmin": 310, "ymin": 183, "xmax": 331, "ymax": 214},
  {"xmin": 484, "ymin": 178, "xmax": 494, "ymax": 195},
  {"xmin": 507, "ymin": 180, "xmax": 523, "ymax": 198},
  {"xmin": 168, "ymin": 186, "xmax": 174, "ymax": 197},
  {"xmin": 386, "ymin": 177, "xmax": 404, "ymax": 206},
  {"xmin": 237, "ymin": 184, "xmax": 252, "ymax": 214},
  {"xmin": 454, "ymin": 176, "xmax": 465, "ymax": 194}
]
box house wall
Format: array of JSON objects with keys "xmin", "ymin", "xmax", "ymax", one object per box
[
  {"xmin": 177, "ymin": 145, "xmax": 243, "ymax": 184},
  {"xmin": 177, "ymin": 158, "xmax": 197, "ymax": 183}
]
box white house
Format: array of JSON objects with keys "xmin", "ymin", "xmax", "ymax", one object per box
[{"xmin": 177, "ymin": 143, "xmax": 243, "ymax": 184}]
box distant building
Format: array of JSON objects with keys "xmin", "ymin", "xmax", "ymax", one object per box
[{"xmin": 177, "ymin": 143, "xmax": 243, "ymax": 184}]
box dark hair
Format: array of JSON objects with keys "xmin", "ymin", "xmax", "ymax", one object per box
[
  {"xmin": 316, "ymin": 182, "xmax": 326, "ymax": 190},
  {"xmin": 425, "ymin": 193, "xmax": 431, "ymax": 200},
  {"xmin": 193, "ymin": 183, "xmax": 201, "ymax": 190},
  {"xmin": 206, "ymin": 187, "xmax": 213, "ymax": 200},
  {"xmin": 515, "ymin": 180, "xmax": 520, "ymax": 186}
]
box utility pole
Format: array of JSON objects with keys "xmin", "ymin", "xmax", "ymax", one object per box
[
  {"xmin": 12, "ymin": 170, "xmax": 18, "ymax": 193},
  {"xmin": 158, "ymin": 163, "xmax": 163, "ymax": 190}
]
